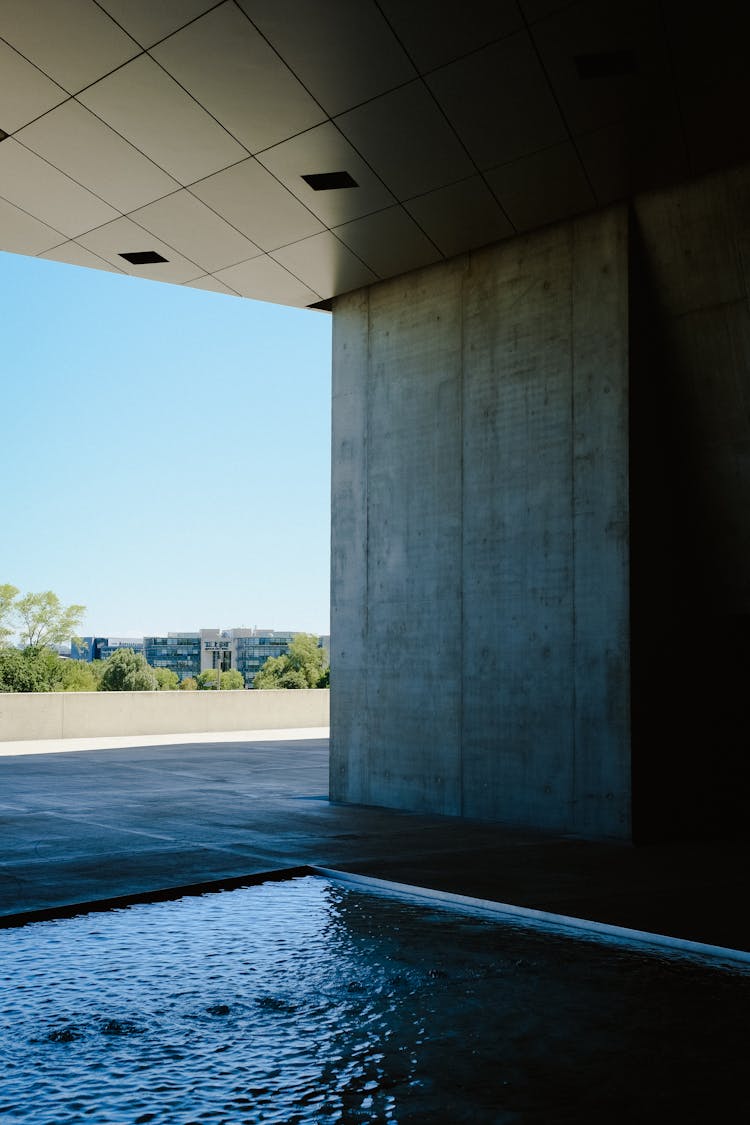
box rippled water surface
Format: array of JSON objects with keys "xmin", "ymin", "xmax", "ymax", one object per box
[{"xmin": 1, "ymin": 875, "xmax": 749, "ymax": 1124}]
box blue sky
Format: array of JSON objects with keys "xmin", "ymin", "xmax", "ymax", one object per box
[{"xmin": 1, "ymin": 251, "xmax": 332, "ymax": 638}]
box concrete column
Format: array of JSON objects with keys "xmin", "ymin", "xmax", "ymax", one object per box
[{"xmin": 332, "ymin": 205, "xmax": 631, "ymax": 839}]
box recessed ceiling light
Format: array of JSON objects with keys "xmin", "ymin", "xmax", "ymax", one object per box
[
  {"xmin": 301, "ymin": 171, "xmax": 359, "ymax": 191},
  {"xmin": 119, "ymin": 250, "xmax": 168, "ymax": 265},
  {"xmin": 574, "ymin": 50, "xmax": 637, "ymax": 79}
]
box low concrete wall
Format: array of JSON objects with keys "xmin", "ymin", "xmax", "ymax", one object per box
[{"xmin": 0, "ymin": 690, "xmax": 329, "ymax": 742}]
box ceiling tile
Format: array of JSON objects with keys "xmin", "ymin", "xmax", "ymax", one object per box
[
  {"xmin": 183, "ymin": 274, "xmax": 241, "ymax": 296},
  {"xmin": 404, "ymin": 176, "xmax": 514, "ymax": 257},
  {"xmin": 336, "ymin": 81, "xmax": 475, "ymax": 200},
  {"xmin": 37, "ymin": 240, "xmax": 125, "ymax": 272},
  {"xmin": 271, "ymin": 231, "xmax": 377, "ymax": 298},
  {"xmin": 238, "ymin": 0, "xmax": 415, "ymax": 116},
  {"xmin": 485, "ymin": 142, "xmax": 594, "ymax": 232},
  {"xmin": 427, "ymin": 32, "xmax": 567, "ymax": 170},
  {"xmin": 256, "ymin": 123, "xmax": 395, "ymax": 226},
  {"xmin": 530, "ymin": 0, "xmax": 676, "ymax": 138},
  {"xmin": 16, "ymin": 100, "xmax": 179, "ymax": 213},
  {"xmin": 0, "ymin": 39, "xmax": 67, "ymax": 133},
  {"xmin": 518, "ymin": 0, "xmax": 578, "ymax": 22},
  {"xmin": 377, "ymin": 0, "xmax": 522, "ymax": 72},
  {"xmin": 152, "ymin": 3, "xmax": 325, "ymax": 155},
  {"xmin": 215, "ymin": 255, "xmax": 321, "ymax": 307},
  {"xmin": 130, "ymin": 190, "xmax": 262, "ymax": 273},
  {"xmin": 576, "ymin": 114, "xmax": 689, "ymax": 206},
  {"xmin": 333, "ymin": 206, "xmax": 441, "ymax": 279},
  {"xmin": 0, "ymin": 196, "xmax": 63, "ymax": 254},
  {"xmin": 77, "ymin": 216, "xmax": 203, "ymax": 282},
  {"xmin": 664, "ymin": 0, "xmax": 750, "ymax": 177},
  {"xmin": 191, "ymin": 158, "xmax": 324, "ymax": 251},
  {"xmin": 0, "ymin": 138, "xmax": 118, "ymax": 236},
  {"xmin": 78, "ymin": 55, "xmax": 246, "ymax": 184},
  {"xmin": 96, "ymin": 0, "xmax": 217, "ymax": 48},
  {"xmin": 0, "ymin": 0, "xmax": 140, "ymax": 93}
]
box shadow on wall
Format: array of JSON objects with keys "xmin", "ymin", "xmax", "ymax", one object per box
[{"xmin": 629, "ymin": 186, "xmax": 750, "ymax": 843}]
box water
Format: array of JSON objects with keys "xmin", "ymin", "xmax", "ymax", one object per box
[{"xmin": 1, "ymin": 875, "xmax": 748, "ymax": 1124}]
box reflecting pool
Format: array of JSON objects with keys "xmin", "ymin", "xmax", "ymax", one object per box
[{"xmin": 1, "ymin": 875, "xmax": 748, "ymax": 1123}]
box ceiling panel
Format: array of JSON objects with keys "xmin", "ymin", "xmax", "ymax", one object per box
[
  {"xmin": 0, "ymin": 138, "xmax": 118, "ymax": 236},
  {"xmin": 377, "ymin": 0, "xmax": 522, "ymax": 72},
  {"xmin": 485, "ymin": 142, "xmax": 594, "ymax": 232},
  {"xmin": 0, "ymin": 196, "xmax": 63, "ymax": 254},
  {"xmin": 518, "ymin": 0, "xmax": 579, "ymax": 22},
  {"xmin": 78, "ymin": 55, "xmax": 246, "ymax": 185},
  {"xmin": 184, "ymin": 274, "xmax": 241, "ymax": 296},
  {"xmin": 256, "ymin": 123, "xmax": 395, "ymax": 226},
  {"xmin": 16, "ymin": 100, "xmax": 179, "ymax": 213},
  {"xmin": 336, "ymin": 81, "xmax": 475, "ymax": 201},
  {"xmin": 427, "ymin": 32, "xmax": 567, "ymax": 170},
  {"xmin": 77, "ymin": 216, "xmax": 203, "ymax": 282},
  {"xmin": 130, "ymin": 190, "xmax": 262, "ymax": 273},
  {"xmin": 333, "ymin": 206, "xmax": 441, "ymax": 279},
  {"xmin": 96, "ymin": 0, "xmax": 217, "ymax": 49},
  {"xmin": 214, "ymin": 254, "xmax": 320, "ymax": 307},
  {"xmin": 404, "ymin": 176, "xmax": 514, "ymax": 257},
  {"xmin": 577, "ymin": 114, "xmax": 689, "ymax": 206},
  {"xmin": 0, "ymin": 39, "xmax": 67, "ymax": 133},
  {"xmin": 151, "ymin": 3, "xmax": 325, "ymax": 155},
  {"xmin": 0, "ymin": 0, "xmax": 139, "ymax": 94},
  {"xmin": 191, "ymin": 158, "xmax": 324, "ymax": 251},
  {"xmin": 531, "ymin": 0, "xmax": 676, "ymax": 138},
  {"xmin": 238, "ymin": 0, "xmax": 415, "ymax": 116},
  {"xmin": 37, "ymin": 239, "xmax": 125, "ymax": 272},
  {"xmin": 271, "ymin": 231, "xmax": 377, "ymax": 298}
]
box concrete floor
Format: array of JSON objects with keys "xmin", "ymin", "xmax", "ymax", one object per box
[{"xmin": 1, "ymin": 730, "xmax": 748, "ymax": 953}]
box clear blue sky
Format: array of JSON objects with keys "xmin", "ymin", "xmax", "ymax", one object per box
[{"xmin": 1, "ymin": 251, "xmax": 332, "ymax": 639}]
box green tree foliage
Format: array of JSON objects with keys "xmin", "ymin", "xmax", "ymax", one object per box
[
  {"xmin": 13, "ymin": 590, "xmax": 86, "ymax": 648},
  {"xmin": 0, "ymin": 647, "xmax": 51, "ymax": 692},
  {"xmin": 0, "ymin": 584, "xmax": 19, "ymax": 644},
  {"xmin": 99, "ymin": 648, "xmax": 158, "ymax": 692},
  {"xmin": 153, "ymin": 667, "xmax": 179, "ymax": 691},
  {"xmin": 178, "ymin": 676, "xmax": 198, "ymax": 691},
  {"xmin": 196, "ymin": 668, "xmax": 245, "ymax": 690},
  {"xmin": 252, "ymin": 633, "xmax": 329, "ymax": 690},
  {"xmin": 58, "ymin": 659, "xmax": 99, "ymax": 692}
]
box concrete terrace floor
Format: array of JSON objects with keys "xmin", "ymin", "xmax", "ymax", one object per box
[{"xmin": 0, "ymin": 730, "xmax": 748, "ymax": 953}]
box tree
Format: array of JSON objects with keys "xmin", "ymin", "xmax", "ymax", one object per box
[
  {"xmin": 0, "ymin": 584, "xmax": 19, "ymax": 644},
  {"xmin": 99, "ymin": 648, "xmax": 158, "ymax": 691},
  {"xmin": 0, "ymin": 647, "xmax": 50, "ymax": 693},
  {"xmin": 13, "ymin": 590, "xmax": 85, "ymax": 648},
  {"xmin": 196, "ymin": 668, "xmax": 244, "ymax": 690},
  {"xmin": 153, "ymin": 667, "xmax": 179, "ymax": 691},
  {"xmin": 178, "ymin": 676, "xmax": 198, "ymax": 691},
  {"xmin": 252, "ymin": 633, "xmax": 329, "ymax": 690},
  {"xmin": 58, "ymin": 659, "xmax": 99, "ymax": 692}
]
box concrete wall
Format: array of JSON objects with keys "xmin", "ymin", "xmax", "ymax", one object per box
[
  {"xmin": 629, "ymin": 163, "xmax": 750, "ymax": 839},
  {"xmin": 0, "ymin": 690, "xmax": 329, "ymax": 742},
  {"xmin": 331, "ymin": 206, "xmax": 631, "ymax": 838}
]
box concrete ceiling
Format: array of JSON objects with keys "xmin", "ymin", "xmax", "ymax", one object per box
[{"xmin": 0, "ymin": 0, "xmax": 748, "ymax": 308}]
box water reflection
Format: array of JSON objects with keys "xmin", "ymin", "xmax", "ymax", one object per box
[{"xmin": 1, "ymin": 876, "xmax": 748, "ymax": 1123}]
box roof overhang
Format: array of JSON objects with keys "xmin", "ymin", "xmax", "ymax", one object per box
[{"xmin": 1, "ymin": 0, "xmax": 748, "ymax": 308}]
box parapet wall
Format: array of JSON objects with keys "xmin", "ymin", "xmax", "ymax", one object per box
[{"xmin": 0, "ymin": 690, "xmax": 329, "ymax": 742}]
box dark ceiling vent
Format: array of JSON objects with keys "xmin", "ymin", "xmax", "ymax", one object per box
[
  {"xmin": 119, "ymin": 250, "xmax": 168, "ymax": 264},
  {"xmin": 574, "ymin": 50, "xmax": 637, "ymax": 79},
  {"xmin": 301, "ymin": 171, "xmax": 358, "ymax": 191}
]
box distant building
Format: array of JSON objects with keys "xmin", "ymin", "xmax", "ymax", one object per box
[
  {"xmin": 74, "ymin": 628, "xmax": 328, "ymax": 687},
  {"xmin": 72, "ymin": 636, "xmax": 143, "ymax": 662},
  {"xmin": 143, "ymin": 634, "xmax": 201, "ymax": 681}
]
